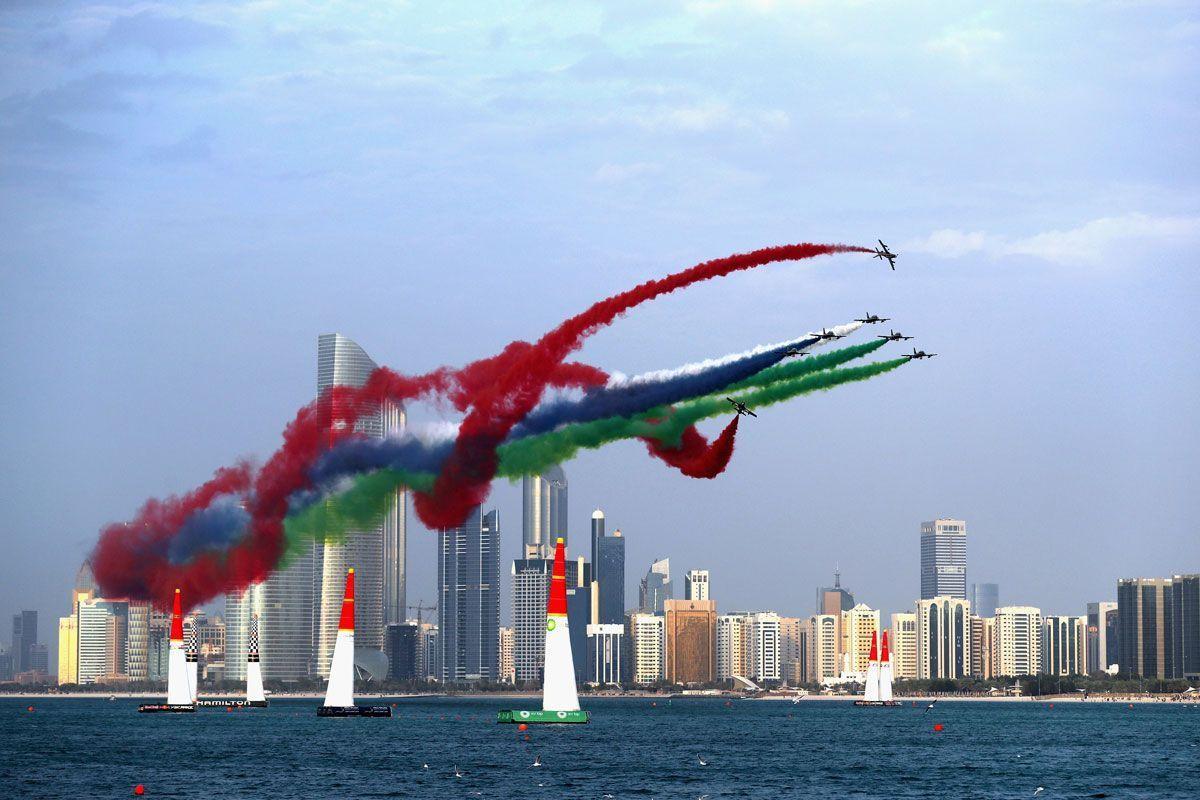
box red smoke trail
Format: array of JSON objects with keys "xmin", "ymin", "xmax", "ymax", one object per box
[
  {"xmin": 91, "ymin": 462, "xmax": 253, "ymax": 607},
  {"xmin": 644, "ymin": 417, "xmax": 740, "ymax": 478},
  {"xmin": 414, "ymin": 243, "xmax": 867, "ymax": 527},
  {"xmin": 93, "ymin": 242, "xmax": 867, "ymax": 608}
]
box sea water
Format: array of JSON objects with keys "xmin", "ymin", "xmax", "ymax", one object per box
[{"xmin": 3, "ymin": 697, "xmax": 1197, "ymax": 798}]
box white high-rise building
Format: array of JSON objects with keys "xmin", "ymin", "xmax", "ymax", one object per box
[
  {"xmin": 1042, "ymin": 615, "xmax": 1086, "ymax": 676},
  {"xmin": 716, "ymin": 613, "xmax": 748, "ymax": 681},
  {"xmin": 916, "ymin": 596, "xmax": 971, "ymax": 679},
  {"xmin": 747, "ymin": 612, "xmax": 781, "ymax": 682},
  {"xmin": 522, "ymin": 466, "xmax": 567, "ymax": 558},
  {"xmin": 920, "ymin": 519, "xmax": 967, "ymax": 600},
  {"xmin": 629, "ymin": 612, "xmax": 664, "ymax": 685},
  {"xmin": 1086, "ymin": 601, "xmax": 1118, "ymax": 674},
  {"xmin": 684, "ymin": 570, "xmax": 710, "ymax": 601},
  {"xmin": 807, "ymin": 614, "xmax": 841, "ymax": 684},
  {"xmin": 993, "ymin": 606, "xmax": 1042, "ymax": 677},
  {"xmin": 76, "ymin": 599, "xmax": 127, "ymax": 684},
  {"xmin": 840, "ymin": 604, "xmax": 881, "ymax": 675},
  {"xmin": 890, "ymin": 612, "xmax": 918, "ymax": 679}
]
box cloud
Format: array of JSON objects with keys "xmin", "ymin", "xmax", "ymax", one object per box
[
  {"xmin": 96, "ymin": 10, "xmax": 231, "ymax": 56},
  {"xmin": 906, "ymin": 213, "xmax": 1200, "ymax": 265},
  {"xmin": 619, "ymin": 101, "xmax": 789, "ymax": 134},
  {"xmin": 592, "ymin": 161, "xmax": 663, "ymax": 184},
  {"xmin": 925, "ymin": 26, "xmax": 1005, "ymax": 64},
  {"xmin": 146, "ymin": 125, "xmax": 216, "ymax": 163}
]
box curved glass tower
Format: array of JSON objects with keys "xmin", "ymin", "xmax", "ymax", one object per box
[
  {"xmin": 522, "ymin": 465, "xmax": 567, "ymax": 559},
  {"xmin": 227, "ymin": 333, "xmax": 406, "ymax": 681}
]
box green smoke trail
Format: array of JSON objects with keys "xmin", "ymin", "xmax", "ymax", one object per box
[
  {"xmin": 721, "ymin": 338, "xmax": 887, "ymax": 394},
  {"xmin": 284, "ymin": 357, "xmax": 907, "ymax": 545},
  {"xmin": 499, "ymin": 357, "xmax": 908, "ymax": 473},
  {"xmin": 282, "ymin": 468, "xmax": 434, "ymax": 561}
]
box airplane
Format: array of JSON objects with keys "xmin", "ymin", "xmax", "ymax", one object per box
[
  {"xmin": 726, "ymin": 398, "xmax": 758, "ymax": 418},
  {"xmin": 812, "ymin": 328, "xmax": 844, "ymax": 341},
  {"xmin": 855, "ymin": 312, "xmax": 891, "ymax": 324},
  {"xmin": 876, "ymin": 329, "xmax": 913, "ymax": 342},
  {"xmin": 904, "ymin": 347, "xmax": 937, "ymax": 360},
  {"xmin": 784, "ymin": 346, "xmax": 808, "ymax": 357},
  {"xmin": 873, "ymin": 240, "xmax": 897, "ymax": 269}
]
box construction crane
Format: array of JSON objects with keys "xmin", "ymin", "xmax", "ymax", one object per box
[{"xmin": 406, "ymin": 601, "xmax": 438, "ymax": 627}]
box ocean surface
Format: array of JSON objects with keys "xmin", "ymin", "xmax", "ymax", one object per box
[{"xmin": 3, "ymin": 697, "xmax": 1198, "ymax": 799}]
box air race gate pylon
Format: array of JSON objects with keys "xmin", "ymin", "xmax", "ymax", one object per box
[
  {"xmin": 498, "ymin": 537, "xmax": 590, "ymax": 724},
  {"xmin": 138, "ymin": 588, "xmax": 196, "ymax": 713},
  {"xmin": 316, "ymin": 568, "xmax": 390, "ymax": 718}
]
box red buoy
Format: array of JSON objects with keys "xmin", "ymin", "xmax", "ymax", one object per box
[
  {"xmin": 133, "ymin": 785, "xmax": 145, "ymax": 796},
  {"xmin": 933, "ymin": 723, "xmax": 944, "ymax": 732},
  {"xmin": 26, "ymin": 705, "xmax": 34, "ymax": 712},
  {"xmin": 1049, "ymin": 703, "xmax": 1054, "ymax": 708},
  {"xmin": 518, "ymin": 723, "xmax": 528, "ymax": 731}
]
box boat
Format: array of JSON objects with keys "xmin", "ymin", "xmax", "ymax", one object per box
[
  {"xmin": 498, "ymin": 538, "xmax": 590, "ymax": 724},
  {"xmin": 138, "ymin": 588, "xmax": 196, "ymax": 713},
  {"xmin": 316, "ymin": 568, "xmax": 391, "ymax": 718},
  {"xmin": 853, "ymin": 629, "xmax": 901, "ymax": 707}
]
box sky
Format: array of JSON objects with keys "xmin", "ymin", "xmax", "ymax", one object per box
[{"xmin": 2, "ymin": 1, "xmax": 1198, "ymax": 665}]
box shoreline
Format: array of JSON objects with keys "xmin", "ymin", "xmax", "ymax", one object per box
[{"xmin": 3, "ymin": 691, "xmax": 1195, "ymax": 704}]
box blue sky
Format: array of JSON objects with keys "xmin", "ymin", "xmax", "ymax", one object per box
[{"xmin": 2, "ymin": 2, "xmax": 1198, "ymax": 647}]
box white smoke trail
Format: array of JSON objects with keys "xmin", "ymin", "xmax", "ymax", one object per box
[{"xmin": 605, "ymin": 321, "xmax": 863, "ymax": 389}]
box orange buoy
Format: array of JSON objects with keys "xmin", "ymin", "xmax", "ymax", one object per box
[
  {"xmin": 523, "ymin": 734, "xmax": 531, "ymax": 742},
  {"xmin": 133, "ymin": 785, "xmax": 145, "ymax": 796},
  {"xmin": 26, "ymin": 705, "xmax": 34, "ymax": 712},
  {"xmin": 933, "ymin": 723, "xmax": 944, "ymax": 732},
  {"xmin": 518, "ymin": 723, "xmax": 528, "ymax": 731}
]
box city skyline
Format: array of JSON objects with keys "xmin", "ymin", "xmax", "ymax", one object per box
[{"xmin": 3, "ymin": 2, "xmax": 1198, "ymax": 655}]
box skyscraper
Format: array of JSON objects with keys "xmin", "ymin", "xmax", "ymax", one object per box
[
  {"xmin": 511, "ymin": 552, "xmax": 581, "ymax": 683},
  {"xmin": 971, "ymin": 582, "xmax": 1000, "ymax": 617},
  {"xmin": 590, "ymin": 509, "xmax": 605, "ymax": 567},
  {"xmin": 716, "ymin": 613, "xmax": 748, "ymax": 681},
  {"xmin": 806, "ymin": 614, "xmax": 840, "ymax": 684},
  {"xmin": 11, "ymin": 610, "xmax": 37, "ymax": 674},
  {"xmin": 840, "ymin": 603, "xmax": 881, "ymax": 675},
  {"xmin": 438, "ymin": 507, "xmax": 500, "ymax": 682},
  {"xmin": 498, "ymin": 626, "xmax": 514, "ymax": 684},
  {"xmin": 76, "ymin": 599, "xmax": 127, "ymax": 684},
  {"xmin": 1170, "ymin": 574, "xmax": 1199, "ymax": 679},
  {"xmin": 921, "ymin": 519, "xmax": 967, "ymax": 600},
  {"xmin": 746, "ymin": 612, "xmax": 781, "ymax": 683},
  {"xmin": 1042, "ymin": 615, "xmax": 1086, "ymax": 676},
  {"xmin": 684, "ymin": 570, "xmax": 710, "ymax": 601},
  {"xmin": 1117, "ymin": 577, "xmax": 1171, "ymax": 679},
  {"xmin": 816, "ymin": 568, "xmax": 855, "ymax": 615},
  {"xmin": 993, "ymin": 606, "xmax": 1042, "ymax": 677},
  {"xmin": 664, "ymin": 599, "xmax": 716, "ymax": 684},
  {"xmin": 916, "ymin": 596, "xmax": 971, "ymax": 679},
  {"xmin": 628, "ymin": 612, "xmax": 664, "ymax": 685},
  {"xmin": 639, "ymin": 558, "xmax": 672, "ymax": 613},
  {"xmin": 1086, "ymin": 600, "xmax": 1118, "ymax": 674},
  {"xmin": 314, "ymin": 333, "xmax": 405, "ymax": 675},
  {"xmin": 778, "ymin": 616, "xmax": 806, "ymax": 685},
  {"xmin": 594, "ymin": 527, "xmax": 626, "ymax": 624},
  {"xmin": 889, "ymin": 612, "xmax": 918, "ymax": 679},
  {"xmin": 522, "ymin": 466, "xmax": 567, "ymax": 558},
  {"xmin": 1117, "ymin": 574, "xmax": 1199, "ymax": 679}
]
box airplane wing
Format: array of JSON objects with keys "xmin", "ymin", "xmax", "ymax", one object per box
[{"xmin": 747, "ymin": 410, "xmax": 757, "ymax": 417}]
